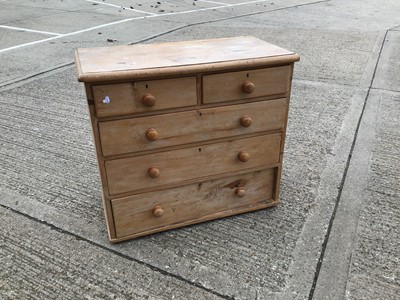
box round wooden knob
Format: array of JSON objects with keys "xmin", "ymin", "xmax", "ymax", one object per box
[
  {"xmin": 240, "ymin": 115, "xmax": 252, "ymax": 127},
  {"xmin": 238, "ymin": 151, "xmax": 250, "ymax": 162},
  {"xmin": 146, "ymin": 128, "xmax": 158, "ymax": 141},
  {"xmin": 235, "ymin": 188, "xmax": 246, "ymax": 197},
  {"xmin": 242, "ymin": 81, "xmax": 255, "ymax": 94},
  {"xmin": 152, "ymin": 206, "xmax": 164, "ymax": 218},
  {"xmin": 142, "ymin": 94, "xmax": 156, "ymax": 107},
  {"xmin": 148, "ymin": 166, "xmax": 160, "ymax": 178}
]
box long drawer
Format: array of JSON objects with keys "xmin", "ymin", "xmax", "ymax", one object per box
[
  {"xmin": 112, "ymin": 168, "xmax": 276, "ymax": 238},
  {"xmin": 92, "ymin": 76, "xmax": 197, "ymax": 117},
  {"xmin": 99, "ymin": 99, "xmax": 287, "ymax": 156},
  {"xmin": 105, "ymin": 133, "xmax": 282, "ymax": 195},
  {"xmin": 202, "ymin": 66, "xmax": 291, "ymax": 104}
]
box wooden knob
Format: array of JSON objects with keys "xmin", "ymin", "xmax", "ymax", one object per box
[
  {"xmin": 240, "ymin": 115, "xmax": 252, "ymax": 127},
  {"xmin": 142, "ymin": 94, "xmax": 156, "ymax": 107},
  {"xmin": 152, "ymin": 206, "xmax": 164, "ymax": 218},
  {"xmin": 235, "ymin": 188, "xmax": 246, "ymax": 197},
  {"xmin": 238, "ymin": 151, "xmax": 250, "ymax": 162},
  {"xmin": 146, "ymin": 128, "xmax": 158, "ymax": 141},
  {"xmin": 242, "ymin": 81, "xmax": 255, "ymax": 94},
  {"xmin": 148, "ymin": 166, "xmax": 160, "ymax": 178}
]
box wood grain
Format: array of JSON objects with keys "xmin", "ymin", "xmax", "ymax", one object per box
[
  {"xmin": 202, "ymin": 66, "xmax": 291, "ymax": 104},
  {"xmin": 105, "ymin": 133, "xmax": 282, "ymax": 195},
  {"xmin": 75, "ymin": 36, "xmax": 299, "ymax": 82},
  {"xmin": 99, "ymin": 99, "xmax": 287, "ymax": 156},
  {"xmin": 112, "ymin": 168, "xmax": 275, "ymax": 238},
  {"xmin": 92, "ymin": 77, "xmax": 197, "ymax": 118}
]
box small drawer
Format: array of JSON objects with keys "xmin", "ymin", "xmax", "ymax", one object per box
[
  {"xmin": 99, "ymin": 98, "xmax": 287, "ymax": 156},
  {"xmin": 202, "ymin": 66, "xmax": 291, "ymax": 104},
  {"xmin": 112, "ymin": 168, "xmax": 275, "ymax": 238},
  {"xmin": 105, "ymin": 133, "xmax": 281, "ymax": 195},
  {"xmin": 92, "ymin": 77, "xmax": 197, "ymax": 117}
]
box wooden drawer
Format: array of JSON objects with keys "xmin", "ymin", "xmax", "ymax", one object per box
[
  {"xmin": 105, "ymin": 133, "xmax": 281, "ymax": 195},
  {"xmin": 112, "ymin": 168, "xmax": 276, "ymax": 238},
  {"xmin": 92, "ymin": 77, "xmax": 197, "ymax": 117},
  {"xmin": 99, "ymin": 98, "xmax": 287, "ymax": 156},
  {"xmin": 202, "ymin": 66, "xmax": 291, "ymax": 104}
]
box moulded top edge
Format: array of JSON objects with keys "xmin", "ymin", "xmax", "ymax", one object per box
[{"xmin": 75, "ymin": 36, "xmax": 300, "ymax": 83}]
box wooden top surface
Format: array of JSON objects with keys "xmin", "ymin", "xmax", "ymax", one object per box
[{"xmin": 75, "ymin": 36, "xmax": 299, "ymax": 82}]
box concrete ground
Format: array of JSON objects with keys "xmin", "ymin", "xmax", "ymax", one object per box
[{"xmin": 0, "ymin": 0, "xmax": 399, "ymax": 299}]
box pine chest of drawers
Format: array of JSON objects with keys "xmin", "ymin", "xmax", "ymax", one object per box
[{"xmin": 74, "ymin": 36, "xmax": 299, "ymax": 243}]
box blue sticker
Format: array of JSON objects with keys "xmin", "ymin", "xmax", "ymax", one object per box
[{"xmin": 103, "ymin": 96, "xmax": 111, "ymax": 104}]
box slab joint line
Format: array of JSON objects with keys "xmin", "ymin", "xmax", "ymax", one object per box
[
  {"xmin": 0, "ymin": 203, "xmax": 233, "ymax": 300},
  {"xmin": 0, "ymin": 63, "xmax": 74, "ymax": 91},
  {"xmin": 307, "ymin": 28, "xmax": 391, "ymax": 300}
]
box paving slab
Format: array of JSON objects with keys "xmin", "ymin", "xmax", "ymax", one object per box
[
  {"xmin": 0, "ymin": 69, "xmax": 369, "ymax": 299},
  {"xmin": 312, "ymin": 89, "xmax": 400, "ymax": 300},
  {"xmin": 372, "ymin": 30, "xmax": 400, "ymax": 92},
  {"xmin": 0, "ymin": 18, "xmax": 184, "ymax": 86},
  {"xmin": 300, "ymin": 0, "xmax": 400, "ymax": 25},
  {"xmin": 312, "ymin": 30, "xmax": 400, "ymax": 300},
  {"xmin": 1, "ymin": 0, "xmax": 94, "ymax": 11},
  {"xmin": 149, "ymin": 23, "xmax": 380, "ymax": 86},
  {"xmin": 5, "ymin": 10, "xmax": 133, "ymax": 34},
  {"xmin": 0, "ymin": 2, "xmax": 67, "ymax": 24},
  {"xmin": 115, "ymin": 0, "xmax": 217, "ymax": 14},
  {"xmin": 0, "ymin": 28, "xmax": 50, "ymax": 49},
  {"xmin": 175, "ymin": 0, "xmax": 325, "ymax": 17},
  {"xmin": 247, "ymin": 0, "xmax": 400, "ymax": 31},
  {"xmin": 344, "ymin": 89, "xmax": 400, "ymax": 300},
  {"xmin": 0, "ymin": 206, "xmax": 222, "ymax": 299},
  {"xmin": 1, "ymin": 5, "xmax": 251, "ymax": 86},
  {"xmin": 146, "ymin": 0, "xmax": 327, "ymax": 26},
  {"xmin": 279, "ymin": 82, "xmax": 368, "ymax": 299},
  {"xmin": 0, "ymin": 0, "xmax": 327, "ymax": 85}
]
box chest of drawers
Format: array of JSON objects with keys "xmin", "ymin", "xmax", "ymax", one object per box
[{"xmin": 75, "ymin": 36, "xmax": 299, "ymax": 243}]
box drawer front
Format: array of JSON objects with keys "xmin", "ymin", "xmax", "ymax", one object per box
[
  {"xmin": 105, "ymin": 133, "xmax": 282, "ymax": 195},
  {"xmin": 202, "ymin": 66, "xmax": 291, "ymax": 104},
  {"xmin": 112, "ymin": 169, "xmax": 275, "ymax": 238},
  {"xmin": 92, "ymin": 77, "xmax": 197, "ymax": 117},
  {"xmin": 99, "ymin": 98, "xmax": 287, "ymax": 156}
]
